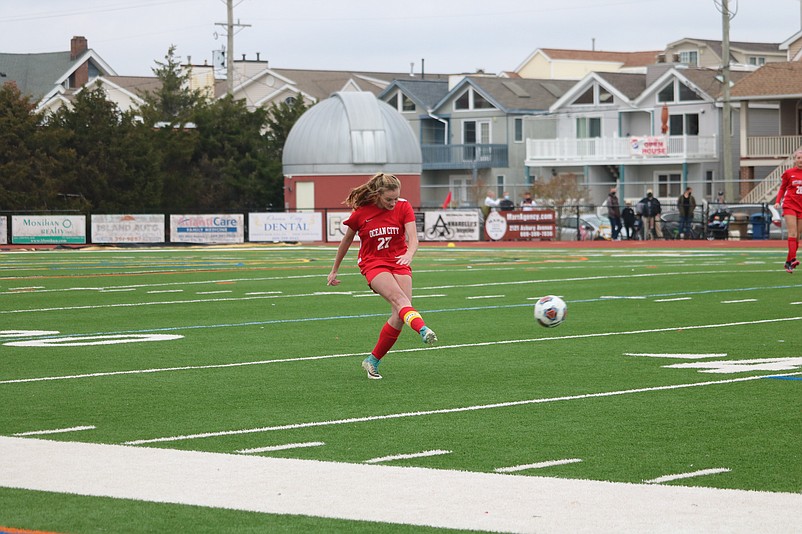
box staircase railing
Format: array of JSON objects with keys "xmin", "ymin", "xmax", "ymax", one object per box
[{"xmin": 741, "ymin": 152, "xmax": 797, "ymax": 204}]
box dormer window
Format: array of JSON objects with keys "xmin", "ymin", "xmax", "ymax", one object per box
[
  {"xmin": 454, "ymin": 88, "xmax": 494, "ymax": 111},
  {"xmin": 658, "ymin": 80, "xmax": 703, "ymax": 103},
  {"xmin": 748, "ymin": 56, "xmax": 766, "ymax": 66},
  {"xmin": 387, "ymin": 91, "xmax": 415, "ymax": 112},
  {"xmin": 679, "ymin": 50, "xmax": 699, "ymax": 66},
  {"xmin": 570, "ymin": 84, "xmax": 614, "ymax": 106}
]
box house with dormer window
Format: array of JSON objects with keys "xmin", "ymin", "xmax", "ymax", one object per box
[
  {"xmin": 525, "ymin": 64, "xmax": 748, "ymax": 204},
  {"xmin": 380, "ymin": 75, "xmax": 574, "ymax": 207},
  {"xmin": 664, "ymin": 38, "xmax": 784, "ymax": 70},
  {"xmin": 0, "ymin": 36, "xmax": 117, "ymax": 112}
]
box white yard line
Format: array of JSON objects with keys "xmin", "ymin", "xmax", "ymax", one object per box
[
  {"xmin": 12, "ymin": 425, "xmax": 96, "ymax": 436},
  {"xmin": 364, "ymin": 450, "xmax": 451, "ymax": 464},
  {"xmin": 624, "ymin": 353, "xmax": 726, "ymax": 359},
  {"xmin": 4, "ymin": 316, "xmax": 800, "ymax": 385},
  {"xmin": 645, "ymin": 468, "xmax": 732, "ymax": 484},
  {"xmin": 654, "ymin": 297, "xmax": 693, "ymax": 302},
  {"xmin": 237, "ymin": 442, "xmax": 325, "ymax": 454},
  {"xmin": 494, "ymin": 458, "xmax": 583, "ymax": 473},
  {"xmin": 0, "ymin": 437, "xmax": 798, "ymax": 533},
  {"xmin": 721, "ymin": 299, "xmax": 758, "ymax": 304},
  {"xmin": 123, "ymin": 372, "xmax": 802, "ymax": 445}
]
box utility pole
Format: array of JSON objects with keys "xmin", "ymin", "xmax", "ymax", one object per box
[
  {"xmin": 717, "ymin": 0, "xmax": 735, "ymax": 201},
  {"xmin": 215, "ymin": 0, "xmax": 251, "ymax": 96}
]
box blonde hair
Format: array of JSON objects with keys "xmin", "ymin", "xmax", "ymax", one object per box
[{"xmin": 344, "ymin": 172, "xmax": 401, "ymax": 208}]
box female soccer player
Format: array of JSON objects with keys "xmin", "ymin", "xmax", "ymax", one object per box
[
  {"xmin": 776, "ymin": 150, "xmax": 802, "ymax": 273},
  {"xmin": 327, "ymin": 172, "xmax": 437, "ymax": 379}
]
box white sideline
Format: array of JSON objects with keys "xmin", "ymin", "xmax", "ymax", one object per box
[{"xmin": 1, "ymin": 437, "xmax": 800, "ymax": 533}]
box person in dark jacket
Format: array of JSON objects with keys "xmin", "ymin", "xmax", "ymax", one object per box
[
  {"xmin": 622, "ymin": 202, "xmax": 636, "ymax": 239},
  {"xmin": 677, "ymin": 187, "xmax": 697, "ymax": 239},
  {"xmin": 639, "ymin": 190, "xmax": 663, "ymax": 239},
  {"xmin": 606, "ymin": 186, "xmax": 622, "ymax": 240}
]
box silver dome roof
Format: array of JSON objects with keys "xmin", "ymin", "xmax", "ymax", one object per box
[{"xmin": 282, "ymin": 92, "xmax": 422, "ymax": 175}]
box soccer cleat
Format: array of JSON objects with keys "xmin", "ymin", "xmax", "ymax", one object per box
[
  {"xmin": 785, "ymin": 261, "xmax": 794, "ymax": 274},
  {"xmin": 420, "ymin": 326, "xmax": 438, "ymax": 345},
  {"xmin": 362, "ymin": 358, "xmax": 382, "ymax": 379},
  {"xmin": 792, "ymin": 259, "xmax": 800, "ymax": 270}
]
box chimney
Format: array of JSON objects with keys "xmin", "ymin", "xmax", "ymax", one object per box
[
  {"xmin": 70, "ymin": 36, "xmax": 88, "ymax": 60},
  {"xmin": 69, "ymin": 36, "xmax": 89, "ymax": 89}
]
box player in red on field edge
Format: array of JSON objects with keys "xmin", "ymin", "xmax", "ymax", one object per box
[
  {"xmin": 327, "ymin": 172, "xmax": 437, "ymax": 379},
  {"xmin": 776, "ymin": 149, "xmax": 802, "ymax": 273}
]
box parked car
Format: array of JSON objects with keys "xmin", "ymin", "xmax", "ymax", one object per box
[
  {"xmin": 559, "ymin": 214, "xmax": 612, "ymax": 241},
  {"xmin": 660, "ymin": 210, "xmax": 706, "ymax": 239}
]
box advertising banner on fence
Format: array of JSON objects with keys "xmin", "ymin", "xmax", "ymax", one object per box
[
  {"xmin": 91, "ymin": 214, "xmax": 165, "ymax": 243},
  {"xmin": 170, "ymin": 214, "xmax": 244, "ymax": 244},
  {"xmin": 12, "ymin": 215, "xmax": 86, "ymax": 244},
  {"xmin": 423, "ymin": 210, "xmax": 481, "ymax": 241},
  {"xmin": 0, "ymin": 217, "xmax": 6, "ymax": 245},
  {"xmin": 249, "ymin": 212, "xmax": 323, "ymax": 242},
  {"xmin": 485, "ymin": 209, "xmax": 557, "ymax": 241},
  {"xmin": 630, "ymin": 136, "xmax": 668, "ymax": 156}
]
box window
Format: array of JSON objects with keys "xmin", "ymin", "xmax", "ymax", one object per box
[
  {"xmin": 455, "ymin": 90, "xmax": 470, "ymax": 110},
  {"xmin": 705, "ymin": 170, "xmax": 714, "ymax": 198},
  {"xmin": 421, "ymin": 118, "xmax": 446, "ymax": 144},
  {"xmin": 514, "ymin": 117, "xmax": 523, "ymax": 143},
  {"xmin": 401, "ymin": 94, "xmax": 415, "ymax": 112},
  {"xmin": 657, "ymin": 173, "xmax": 682, "ymax": 197},
  {"xmin": 668, "ymin": 113, "xmax": 700, "ymax": 135},
  {"xmin": 454, "ymin": 88, "xmax": 494, "ymax": 111},
  {"xmin": 678, "ymin": 83, "xmax": 702, "ymax": 102},
  {"xmin": 748, "ymin": 56, "xmax": 766, "ymax": 66},
  {"xmin": 679, "ymin": 50, "xmax": 699, "ymax": 66},
  {"xmin": 572, "ymin": 87, "xmax": 594, "ymax": 105},
  {"xmin": 473, "ymin": 92, "xmax": 493, "ymax": 109},
  {"xmin": 576, "ymin": 117, "xmax": 601, "ymax": 138},
  {"xmin": 657, "ymin": 83, "xmax": 675, "ymax": 103},
  {"xmin": 387, "ymin": 91, "xmax": 415, "ymax": 112},
  {"xmin": 570, "ymin": 85, "xmax": 613, "ymax": 106}
]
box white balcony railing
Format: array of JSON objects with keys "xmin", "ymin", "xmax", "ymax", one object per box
[
  {"xmin": 526, "ymin": 135, "xmax": 718, "ymax": 163},
  {"xmin": 745, "ymin": 135, "xmax": 802, "ymax": 158}
]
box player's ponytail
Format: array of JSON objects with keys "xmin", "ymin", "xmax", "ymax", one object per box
[{"xmin": 344, "ymin": 172, "xmax": 401, "ymax": 208}]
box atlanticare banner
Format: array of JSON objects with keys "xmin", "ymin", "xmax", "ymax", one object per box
[
  {"xmin": 12, "ymin": 215, "xmax": 87, "ymax": 244},
  {"xmin": 91, "ymin": 214, "xmax": 165, "ymax": 243},
  {"xmin": 170, "ymin": 214, "xmax": 244, "ymax": 244}
]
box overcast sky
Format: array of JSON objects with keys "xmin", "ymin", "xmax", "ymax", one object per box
[{"xmin": 2, "ymin": 0, "xmax": 801, "ymax": 76}]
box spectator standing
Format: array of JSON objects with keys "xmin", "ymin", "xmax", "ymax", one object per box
[
  {"xmin": 482, "ymin": 190, "xmax": 501, "ymax": 220},
  {"xmin": 639, "ymin": 190, "xmax": 663, "ymax": 239},
  {"xmin": 677, "ymin": 187, "xmax": 697, "ymax": 239},
  {"xmin": 520, "ymin": 191, "xmax": 536, "ymax": 211},
  {"xmin": 499, "ymin": 191, "xmax": 515, "ymax": 211},
  {"xmin": 622, "ymin": 202, "xmax": 636, "ymax": 240},
  {"xmin": 606, "ymin": 186, "xmax": 622, "ymax": 240}
]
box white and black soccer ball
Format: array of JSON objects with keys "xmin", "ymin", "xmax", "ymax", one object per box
[{"xmin": 534, "ymin": 295, "xmax": 567, "ymax": 328}]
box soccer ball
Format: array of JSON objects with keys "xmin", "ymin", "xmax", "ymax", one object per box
[{"xmin": 534, "ymin": 295, "xmax": 567, "ymax": 328}]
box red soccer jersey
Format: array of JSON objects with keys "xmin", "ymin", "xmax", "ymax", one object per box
[
  {"xmin": 777, "ymin": 166, "xmax": 802, "ymax": 213},
  {"xmin": 343, "ymin": 199, "xmax": 415, "ymax": 274}
]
